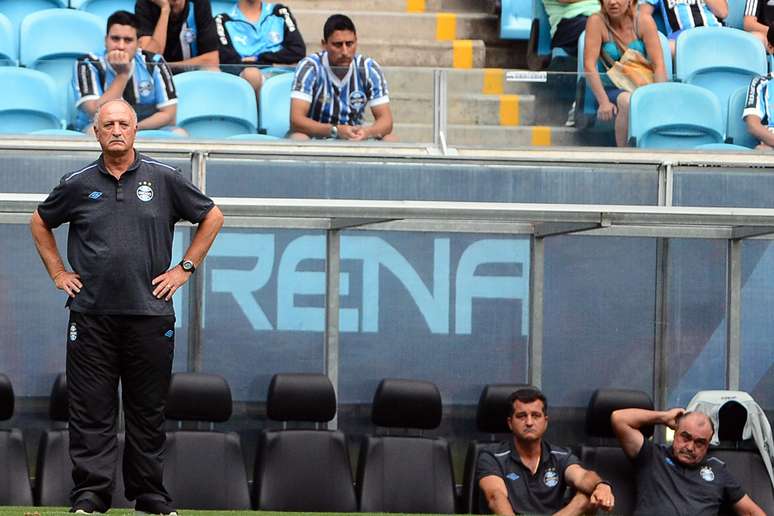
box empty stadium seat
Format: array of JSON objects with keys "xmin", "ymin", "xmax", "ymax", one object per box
[
  {"xmin": 726, "ymin": 86, "xmax": 758, "ymax": 148},
  {"xmin": 163, "ymin": 372, "xmax": 251, "ymax": 510},
  {"xmin": 0, "ymin": 373, "xmax": 33, "ymax": 505},
  {"xmin": 32, "ymin": 129, "xmax": 88, "ymax": 137},
  {"xmin": 77, "ymin": 0, "xmax": 134, "ymax": 21},
  {"xmin": 20, "ymin": 9, "xmax": 104, "ymax": 128},
  {"xmin": 0, "ymin": 13, "xmax": 17, "ymax": 65},
  {"xmin": 228, "ymin": 133, "xmax": 280, "ymax": 140},
  {"xmin": 35, "ymin": 373, "xmax": 132, "ymax": 507},
  {"xmin": 0, "ymin": 67, "xmax": 62, "ymax": 132},
  {"xmin": 357, "ymin": 378, "xmax": 456, "ymax": 514},
  {"xmin": 258, "ymin": 71, "xmax": 293, "ymax": 138},
  {"xmin": 136, "ymin": 129, "xmax": 186, "ymax": 139},
  {"xmin": 675, "ymin": 27, "xmax": 767, "ymax": 128},
  {"xmin": 0, "ymin": 0, "xmax": 66, "ymax": 47},
  {"xmin": 253, "ymin": 373, "xmax": 357, "ymax": 512},
  {"xmin": 175, "ymin": 70, "xmax": 257, "ymax": 137},
  {"xmin": 580, "ymin": 388, "xmax": 654, "ymax": 516},
  {"xmin": 460, "ymin": 384, "xmax": 529, "ymax": 514},
  {"xmin": 500, "ymin": 0, "xmax": 532, "ymax": 39},
  {"xmin": 694, "ymin": 143, "xmax": 751, "ymax": 151},
  {"xmin": 629, "ymin": 82, "xmax": 724, "ymax": 148}
]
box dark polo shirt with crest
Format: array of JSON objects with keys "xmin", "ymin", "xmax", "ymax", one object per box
[
  {"xmin": 476, "ymin": 439, "xmax": 580, "ymax": 514},
  {"xmin": 633, "ymin": 440, "xmax": 746, "ymax": 516},
  {"xmin": 37, "ymin": 152, "xmax": 214, "ymax": 316}
]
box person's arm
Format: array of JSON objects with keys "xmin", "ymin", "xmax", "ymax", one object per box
[
  {"xmin": 554, "ymin": 492, "xmax": 590, "ymax": 515},
  {"xmin": 166, "ymin": 50, "xmax": 219, "ymax": 71},
  {"xmin": 479, "ymin": 476, "xmax": 516, "ymax": 516},
  {"xmin": 745, "ymin": 114, "xmax": 774, "ymax": 147},
  {"xmin": 137, "ymin": 0, "xmax": 171, "ymax": 55},
  {"xmin": 639, "ymin": 2, "xmax": 655, "ymax": 15},
  {"xmin": 166, "ymin": 1, "xmax": 220, "ymax": 70},
  {"xmin": 639, "ymin": 14, "xmax": 667, "ymax": 82},
  {"xmin": 732, "ymin": 494, "xmax": 766, "ymax": 516},
  {"xmin": 290, "ymin": 97, "xmax": 334, "ymax": 138},
  {"xmin": 30, "ymin": 210, "xmax": 82, "ymax": 298},
  {"xmin": 137, "ymin": 104, "xmax": 177, "ymax": 130},
  {"xmin": 564, "ymin": 464, "xmax": 614, "ymax": 512},
  {"xmin": 255, "ymin": 5, "xmax": 306, "ymax": 64},
  {"xmin": 611, "ymin": 408, "xmax": 683, "ymax": 459},
  {"xmin": 364, "ymin": 103, "xmax": 394, "ymax": 139},
  {"xmin": 705, "ymin": 0, "xmax": 729, "ymax": 20},
  {"xmin": 151, "ymin": 206, "xmax": 224, "ymax": 300},
  {"xmin": 78, "ymin": 52, "xmax": 132, "ymax": 118},
  {"xmin": 582, "ymin": 15, "xmax": 617, "ymax": 122},
  {"xmin": 743, "ymin": 15, "xmax": 769, "ymax": 33}
]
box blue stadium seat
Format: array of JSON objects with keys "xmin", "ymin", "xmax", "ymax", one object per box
[
  {"xmin": 526, "ymin": 0, "xmax": 572, "ymax": 70},
  {"xmin": 210, "ymin": 0, "xmax": 236, "ymax": 15},
  {"xmin": 136, "ymin": 129, "xmax": 186, "ymax": 139},
  {"xmin": 77, "ymin": 0, "xmax": 134, "ymax": 21},
  {"xmin": 0, "ymin": 13, "xmax": 17, "ymax": 65},
  {"xmin": 20, "ymin": 9, "xmax": 104, "ymax": 128},
  {"xmin": 175, "ymin": 70, "xmax": 257, "ymax": 137},
  {"xmin": 575, "ymin": 29, "xmax": 672, "ymax": 129},
  {"xmin": 0, "ymin": 0, "xmax": 66, "ymax": 47},
  {"xmin": 629, "ymin": 82, "xmax": 724, "ymax": 148},
  {"xmin": 675, "ymin": 27, "xmax": 767, "ymax": 128},
  {"xmin": 500, "ymin": 0, "xmax": 532, "ymax": 39},
  {"xmin": 0, "ymin": 67, "xmax": 62, "ymax": 133},
  {"xmin": 228, "ymin": 133, "xmax": 280, "ymax": 140},
  {"xmin": 694, "ymin": 143, "xmax": 752, "ymax": 150},
  {"xmin": 32, "ymin": 128, "xmax": 87, "ymax": 136},
  {"xmin": 259, "ymin": 71, "xmax": 293, "ymax": 137},
  {"xmin": 726, "ymin": 86, "xmax": 758, "ymax": 148},
  {"xmin": 725, "ymin": 0, "xmax": 746, "ymax": 29}
]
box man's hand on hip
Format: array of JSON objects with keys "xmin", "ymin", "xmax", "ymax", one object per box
[
  {"xmin": 54, "ymin": 271, "xmax": 82, "ymax": 298},
  {"xmin": 151, "ymin": 265, "xmax": 191, "ymax": 301}
]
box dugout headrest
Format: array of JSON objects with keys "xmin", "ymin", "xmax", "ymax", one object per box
[
  {"xmin": 476, "ymin": 384, "xmax": 531, "ymax": 434},
  {"xmin": 371, "ymin": 378, "xmax": 442, "ymax": 430},
  {"xmin": 718, "ymin": 400, "xmax": 747, "ymax": 441},
  {"xmin": 266, "ymin": 373, "xmax": 337, "ymax": 423},
  {"xmin": 0, "ymin": 373, "xmax": 13, "ymax": 421},
  {"xmin": 49, "ymin": 373, "xmax": 68, "ymax": 422},
  {"xmin": 587, "ymin": 388, "xmax": 654, "ymax": 439},
  {"xmin": 165, "ymin": 372, "xmax": 232, "ymax": 422}
]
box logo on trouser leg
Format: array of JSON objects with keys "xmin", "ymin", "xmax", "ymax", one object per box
[
  {"xmin": 164, "ymin": 329, "xmax": 174, "ymax": 338},
  {"xmin": 69, "ymin": 323, "xmax": 77, "ymax": 341}
]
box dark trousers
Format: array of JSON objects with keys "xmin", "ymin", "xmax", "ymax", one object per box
[
  {"xmin": 66, "ymin": 311, "xmax": 175, "ymax": 511},
  {"xmin": 551, "ymin": 14, "xmax": 589, "ymax": 57}
]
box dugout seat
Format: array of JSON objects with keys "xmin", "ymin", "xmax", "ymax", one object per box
[
  {"xmin": 77, "ymin": 0, "xmax": 134, "ymax": 21},
  {"xmin": 35, "ymin": 373, "xmax": 132, "ymax": 507},
  {"xmin": 175, "ymin": 70, "xmax": 258, "ymax": 137},
  {"xmin": 253, "ymin": 373, "xmax": 357, "ymax": 512},
  {"xmin": 163, "ymin": 372, "xmax": 250, "ymax": 510},
  {"xmin": 0, "ymin": 67, "xmax": 62, "ymax": 132},
  {"xmin": 0, "ymin": 373, "xmax": 33, "ymax": 505},
  {"xmin": 357, "ymin": 378, "xmax": 456, "ymax": 514},
  {"xmin": 0, "ymin": 13, "xmax": 17, "ymax": 65},
  {"xmin": 726, "ymin": 86, "xmax": 758, "ymax": 148},
  {"xmin": 258, "ymin": 71, "xmax": 293, "ymax": 137},
  {"xmin": 629, "ymin": 82, "xmax": 724, "ymax": 148},
  {"xmin": 580, "ymin": 388, "xmax": 654, "ymax": 516},
  {"xmin": 460, "ymin": 384, "xmax": 529, "ymax": 514}
]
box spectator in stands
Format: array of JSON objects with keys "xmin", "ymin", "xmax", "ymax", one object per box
[
  {"xmin": 584, "ymin": 0, "xmax": 667, "ymax": 147},
  {"xmin": 744, "ymin": 0, "xmax": 774, "ymax": 53},
  {"xmin": 289, "ymin": 14, "xmax": 396, "ymax": 141},
  {"xmin": 640, "ymin": 0, "xmax": 727, "ymax": 55},
  {"xmin": 72, "ymin": 11, "xmax": 183, "ymax": 135},
  {"xmin": 744, "ymin": 51, "xmax": 774, "ymax": 150},
  {"xmin": 611, "ymin": 407, "xmax": 766, "ymax": 515},
  {"xmin": 477, "ymin": 388, "xmax": 615, "ymax": 515},
  {"xmin": 214, "ymin": 0, "xmax": 306, "ymax": 104},
  {"xmin": 135, "ymin": 0, "xmax": 220, "ymax": 72},
  {"xmin": 543, "ymin": 0, "xmax": 600, "ymax": 58}
]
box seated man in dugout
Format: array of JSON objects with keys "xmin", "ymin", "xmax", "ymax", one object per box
[
  {"xmin": 744, "ymin": 28, "xmax": 774, "ymax": 150},
  {"xmin": 611, "ymin": 406, "xmax": 766, "ymax": 515},
  {"xmin": 289, "ymin": 14, "xmax": 397, "ymax": 142},
  {"xmin": 477, "ymin": 388, "xmax": 615, "ymax": 515}
]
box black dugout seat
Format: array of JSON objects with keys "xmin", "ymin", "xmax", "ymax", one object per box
[
  {"xmin": 253, "ymin": 373, "xmax": 357, "ymax": 512},
  {"xmin": 580, "ymin": 388, "xmax": 654, "ymax": 516},
  {"xmin": 34, "ymin": 373, "xmax": 131, "ymax": 507},
  {"xmin": 0, "ymin": 373, "xmax": 33, "ymax": 505},
  {"xmin": 357, "ymin": 378, "xmax": 456, "ymax": 514},
  {"xmin": 163, "ymin": 372, "xmax": 250, "ymax": 510},
  {"xmin": 460, "ymin": 383, "xmax": 529, "ymax": 514}
]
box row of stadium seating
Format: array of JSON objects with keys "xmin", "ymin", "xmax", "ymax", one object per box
[{"xmin": 1, "ymin": 372, "xmax": 772, "ymax": 513}]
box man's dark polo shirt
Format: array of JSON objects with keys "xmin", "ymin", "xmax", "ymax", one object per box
[
  {"xmin": 633, "ymin": 440, "xmax": 746, "ymax": 516},
  {"xmin": 37, "ymin": 152, "xmax": 214, "ymax": 316},
  {"xmin": 476, "ymin": 439, "xmax": 580, "ymax": 514},
  {"xmin": 136, "ymin": 0, "xmax": 219, "ymax": 64}
]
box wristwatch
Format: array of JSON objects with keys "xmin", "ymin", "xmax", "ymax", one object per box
[
  {"xmin": 330, "ymin": 124, "xmax": 338, "ymax": 139},
  {"xmin": 180, "ymin": 259, "xmax": 196, "ymax": 274}
]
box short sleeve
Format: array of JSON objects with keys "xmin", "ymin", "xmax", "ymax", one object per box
[
  {"xmin": 290, "ymin": 57, "xmax": 318, "ymax": 103},
  {"xmin": 134, "ymin": 0, "xmax": 157, "ymax": 38},
  {"xmin": 169, "ymin": 170, "xmax": 215, "ymax": 224},
  {"xmin": 632, "ymin": 439, "xmax": 656, "ymax": 469},
  {"xmin": 721, "ymin": 468, "xmax": 746, "ymax": 505},
  {"xmin": 150, "ymin": 55, "xmax": 178, "ymax": 108},
  {"xmin": 476, "ymin": 449, "xmax": 505, "ymax": 482},
  {"xmin": 365, "ymin": 58, "xmax": 389, "ymax": 107},
  {"xmin": 73, "ymin": 57, "xmax": 102, "ymax": 108},
  {"xmin": 194, "ymin": 0, "xmax": 219, "ymax": 54},
  {"xmin": 37, "ymin": 179, "xmax": 73, "ymax": 229},
  {"xmin": 743, "ymin": 75, "xmax": 766, "ymax": 121}
]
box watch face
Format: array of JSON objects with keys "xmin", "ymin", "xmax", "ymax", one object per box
[{"xmin": 182, "ymin": 260, "xmax": 194, "ymax": 271}]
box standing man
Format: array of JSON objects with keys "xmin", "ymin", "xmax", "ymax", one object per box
[
  {"xmin": 289, "ymin": 14, "xmax": 396, "ymax": 141},
  {"xmin": 476, "ymin": 388, "xmax": 615, "ymax": 515},
  {"xmin": 30, "ymin": 99, "xmax": 224, "ymax": 515},
  {"xmin": 611, "ymin": 407, "xmax": 766, "ymax": 515},
  {"xmin": 73, "ymin": 11, "xmax": 182, "ymax": 134},
  {"xmin": 135, "ymin": 0, "xmax": 220, "ymax": 72}
]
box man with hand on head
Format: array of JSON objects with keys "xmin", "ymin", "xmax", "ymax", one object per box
[
  {"xmin": 477, "ymin": 388, "xmax": 615, "ymax": 515},
  {"xmin": 30, "ymin": 99, "xmax": 223, "ymax": 516},
  {"xmin": 611, "ymin": 406, "xmax": 766, "ymax": 515}
]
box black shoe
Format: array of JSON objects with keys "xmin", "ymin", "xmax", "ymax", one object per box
[
  {"xmin": 70, "ymin": 499, "xmax": 98, "ymax": 514},
  {"xmin": 134, "ymin": 498, "xmax": 179, "ymax": 516}
]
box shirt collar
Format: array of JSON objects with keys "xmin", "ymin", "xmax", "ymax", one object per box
[
  {"xmin": 97, "ymin": 150, "xmax": 141, "ymax": 176},
  {"xmin": 510, "ymin": 438, "xmax": 552, "ymax": 469}
]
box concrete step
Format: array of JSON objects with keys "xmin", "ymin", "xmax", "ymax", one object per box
[
  {"xmin": 290, "ymin": 0, "xmax": 497, "ymax": 13},
  {"xmin": 382, "ymin": 67, "xmax": 550, "ymax": 96},
  {"xmin": 305, "ymin": 39, "xmax": 487, "ymax": 67},
  {"xmin": 393, "ymin": 123, "xmax": 614, "ymax": 146},
  {"xmin": 294, "ymin": 10, "xmax": 499, "ymax": 44}
]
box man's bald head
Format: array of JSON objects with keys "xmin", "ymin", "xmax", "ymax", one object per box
[
  {"xmin": 94, "ymin": 99, "xmax": 137, "ymax": 129},
  {"xmin": 677, "ymin": 411, "xmax": 715, "ymax": 437},
  {"xmin": 672, "ymin": 411, "xmax": 714, "ymax": 466}
]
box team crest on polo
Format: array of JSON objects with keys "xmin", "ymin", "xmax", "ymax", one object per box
[
  {"xmin": 138, "ymin": 80, "xmax": 153, "ymax": 97},
  {"xmin": 543, "ymin": 468, "xmax": 559, "ymax": 488},
  {"xmin": 700, "ymin": 466, "xmax": 715, "ymax": 482},
  {"xmin": 69, "ymin": 323, "xmax": 77, "ymax": 341},
  {"xmin": 137, "ymin": 181, "xmax": 154, "ymax": 202},
  {"xmin": 349, "ymin": 91, "xmax": 366, "ymax": 110},
  {"xmin": 268, "ymin": 30, "xmax": 282, "ymax": 44}
]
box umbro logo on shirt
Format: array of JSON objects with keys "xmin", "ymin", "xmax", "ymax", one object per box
[
  {"xmin": 88, "ymin": 191, "xmax": 102, "ymax": 200},
  {"xmin": 506, "ymin": 473, "xmax": 520, "ymax": 481}
]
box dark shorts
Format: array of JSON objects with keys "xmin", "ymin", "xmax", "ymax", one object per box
[
  {"xmin": 606, "ymin": 87, "xmax": 626, "ymax": 104},
  {"xmin": 551, "ymin": 15, "xmax": 589, "ymax": 57}
]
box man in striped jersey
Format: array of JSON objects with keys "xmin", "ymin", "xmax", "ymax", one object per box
[
  {"xmin": 289, "ymin": 14, "xmax": 396, "ymax": 141},
  {"xmin": 744, "ymin": 55, "xmax": 774, "ymax": 149},
  {"xmin": 72, "ymin": 11, "xmax": 184, "ymax": 135},
  {"xmin": 640, "ymin": 0, "xmax": 728, "ymax": 54},
  {"xmin": 743, "ymin": 0, "xmax": 774, "ymax": 51}
]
